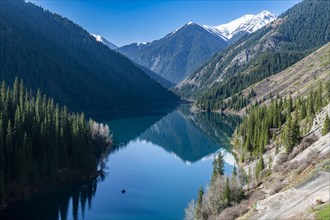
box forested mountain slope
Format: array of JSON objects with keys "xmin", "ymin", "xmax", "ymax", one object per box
[
  {"xmin": 176, "ymin": 0, "xmax": 330, "ymax": 110},
  {"xmin": 221, "ymin": 42, "xmax": 330, "ymax": 113},
  {"xmin": 91, "ymin": 34, "xmax": 175, "ymax": 88},
  {"xmin": 0, "ymin": 0, "xmax": 179, "ymax": 113},
  {"xmin": 117, "ymin": 11, "xmax": 275, "ymax": 84},
  {"xmin": 0, "ymin": 79, "xmax": 112, "ymax": 208},
  {"xmin": 117, "ymin": 22, "xmax": 228, "ymax": 83}
]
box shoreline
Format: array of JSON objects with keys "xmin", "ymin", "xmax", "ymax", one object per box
[
  {"xmin": 0, "ymin": 170, "xmax": 103, "ymax": 211},
  {"xmin": 85, "ymin": 99, "xmax": 191, "ymax": 116}
]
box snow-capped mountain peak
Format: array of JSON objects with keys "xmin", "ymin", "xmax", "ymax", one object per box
[
  {"xmin": 91, "ymin": 34, "xmax": 118, "ymax": 50},
  {"xmin": 166, "ymin": 21, "xmax": 199, "ymax": 38},
  {"xmin": 203, "ymin": 10, "xmax": 276, "ymax": 40}
]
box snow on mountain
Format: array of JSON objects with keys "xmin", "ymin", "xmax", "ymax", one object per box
[
  {"xmin": 136, "ymin": 42, "xmax": 150, "ymax": 46},
  {"xmin": 203, "ymin": 10, "xmax": 276, "ymax": 40},
  {"xmin": 165, "ymin": 11, "xmax": 275, "ymax": 42},
  {"xmin": 91, "ymin": 34, "xmax": 118, "ymax": 50},
  {"xmin": 166, "ymin": 21, "xmax": 197, "ymax": 38}
]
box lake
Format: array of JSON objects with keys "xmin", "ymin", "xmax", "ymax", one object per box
[{"xmin": 1, "ymin": 105, "xmax": 239, "ymax": 220}]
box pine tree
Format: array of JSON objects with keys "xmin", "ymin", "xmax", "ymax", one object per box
[
  {"xmin": 0, "ymin": 118, "xmax": 4, "ymax": 171},
  {"xmin": 317, "ymin": 83, "xmax": 323, "ymax": 110},
  {"xmin": 232, "ymin": 166, "xmax": 237, "ymax": 176},
  {"xmin": 299, "ymin": 100, "xmax": 307, "ymax": 120},
  {"xmin": 5, "ymin": 120, "xmax": 14, "ymax": 176},
  {"xmin": 284, "ymin": 114, "xmax": 300, "ymax": 154},
  {"xmin": 275, "ymin": 138, "xmax": 279, "ymax": 155},
  {"xmin": 195, "ymin": 187, "xmax": 204, "ymax": 220},
  {"xmin": 212, "ymin": 152, "xmax": 224, "ymax": 176},
  {"xmin": 292, "ymin": 116, "xmax": 300, "ymax": 146},
  {"xmin": 224, "ymin": 177, "xmax": 231, "ymax": 206},
  {"xmin": 326, "ymin": 81, "xmax": 330, "ymax": 101},
  {"xmin": 255, "ymin": 157, "xmax": 264, "ymax": 179},
  {"xmin": 288, "ymin": 95, "xmax": 293, "ymax": 113},
  {"xmin": 284, "ymin": 115, "xmax": 294, "ymax": 154},
  {"xmin": 322, "ymin": 114, "xmax": 330, "ymax": 135},
  {"xmin": 307, "ymin": 91, "xmax": 315, "ymax": 119},
  {"xmin": 0, "ymin": 171, "xmax": 4, "ymax": 208}
]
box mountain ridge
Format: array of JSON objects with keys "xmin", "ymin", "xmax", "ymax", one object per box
[
  {"xmin": 202, "ymin": 10, "xmax": 276, "ymax": 41},
  {"xmin": 117, "ymin": 23, "xmax": 228, "ymax": 83},
  {"xmin": 176, "ymin": 0, "xmax": 330, "ymax": 111},
  {"xmin": 0, "ymin": 0, "xmax": 179, "ymax": 113},
  {"xmin": 117, "ymin": 11, "xmax": 275, "ymax": 84},
  {"xmin": 90, "ymin": 34, "xmax": 175, "ymax": 88}
]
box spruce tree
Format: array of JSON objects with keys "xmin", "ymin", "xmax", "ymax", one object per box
[
  {"xmin": 224, "ymin": 177, "xmax": 231, "ymax": 206},
  {"xmin": 255, "ymin": 157, "xmax": 264, "ymax": 179},
  {"xmin": 292, "ymin": 116, "xmax": 300, "ymax": 146},
  {"xmin": 195, "ymin": 187, "xmax": 204, "ymax": 220},
  {"xmin": 0, "ymin": 118, "xmax": 4, "ymax": 170},
  {"xmin": 307, "ymin": 91, "xmax": 314, "ymax": 119},
  {"xmin": 0, "ymin": 171, "xmax": 4, "ymax": 208},
  {"xmin": 288, "ymin": 95, "xmax": 293, "ymax": 113},
  {"xmin": 300, "ymin": 100, "xmax": 307, "ymax": 120},
  {"xmin": 322, "ymin": 114, "xmax": 330, "ymax": 135},
  {"xmin": 317, "ymin": 83, "xmax": 323, "ymax": 111},
  {"xmin": 232, "ymin": 166, "xmax": 237, "ymax": 176},
  {"xmin": 326, "ymin": 81, "xmax": 330, "ymax": 101},
  {"xmin": 284, "ymin": 115, "xmax": 294, "ymax": 154},
  {"xmin": 5, "ymin": 120, "xmax": 14, "ymax": 176},
  {"xmin": 275, "ymin": 138, "xmax": 279, "ymax": 155},
  {"xmin": 213, "ymin": 152, "xmax": 225, "ymax": 176}
]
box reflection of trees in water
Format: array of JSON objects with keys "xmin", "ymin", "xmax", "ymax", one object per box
[
  {"xmin": 1, "ymin": 177, "xmax": 102, "ymax": 220},
  {"xmin": 139, "ymin": 105, "xmax": 240, "ymax": 163},
  {"xmin": 105, "ymin": 105, "xmax": 177, "ymax": 152},
  {"xmin": 179, "ymin": 106, "xmax": 241, "ymax": 150},
  {"xmin": 0, "ymin": 160, "xmax": 110, "ymax": 220}
]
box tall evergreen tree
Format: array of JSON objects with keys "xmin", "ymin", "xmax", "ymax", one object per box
[
  {"xmin": 232, "ymin": 166, "xmax": 237, "ymax": 176},
  {"xmin": 299, "ymin": 100, "xmax": 307, "ymax": 120},
  {"xmin": 255, "ymin": 156, "xmax": 264, "ymax": 179},
  {"xmin": 284, "ymin": 115, "xmax": 294, "ymax": 154},
  {"xmin": 322, "ymin": 114, "xmax": 330, "ymax": 135},
  {"xmin": 195, "ymin": 187, "xmax": 204, "ymax": 220},
  {"xmin": 292, "ymin": 116, "xmax": 300, "ymax": 146},
  {"xmin": 326, "ymin": 81, "xmax": 330, "ymax": 101},
  {"xmin": 224, "ymin": 177, "xmax": 231, "ymax": 206},
  {"xmin": 0, "ymin": 171, "xmax": 4, "ymax": 208},
  {"xmin": 213, "ymin": 152, "xmax": 225, "ymax": 176}
]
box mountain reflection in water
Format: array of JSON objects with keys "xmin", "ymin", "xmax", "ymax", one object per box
[{"xmin": 1, "ymin": 105, "xmax": 240, "ymax": 220}]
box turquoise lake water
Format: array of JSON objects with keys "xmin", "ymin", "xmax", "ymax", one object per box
[{"xmin": 1, "ymin": 105, "xmax": 239, "ymax": 220}]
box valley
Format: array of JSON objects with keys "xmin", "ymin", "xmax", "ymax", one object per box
[
  {"xmin": 0, "ymin": 0, "xmax": 329, "ymax": 219},
  {"xmin": 0, "ymin": 105, "xmax": 238, "ymax": 220}
]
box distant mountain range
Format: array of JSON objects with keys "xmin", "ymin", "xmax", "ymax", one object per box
[
  {"xmin": 116, "ymin": 11, "xmax": 275, "ymax": 83},
  {"xmin": 91, "ymin": 34, "xmax": 176, "ymax": 88},
  {"xmin": 176, "ymin": 0, "xmax": 330, "ymax": 111},
  {"xmin": 117, "ymin": 22, "xmax": 228, "ymax": 84},
  {"xmin": 0, "ymin": 0, "xmax": 179, "ymax": 113}
]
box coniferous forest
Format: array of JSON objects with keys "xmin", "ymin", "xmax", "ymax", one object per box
[
  {"xmin": 0, "ymin": 0, "xmax": 179, "ymax": 113},
  {"xmin": 1, "ymin": 0, "xmax": 330, "ymax": 219},
  {"xmin": 192, "ymin": 0, "xmax": 330, "ymax": 111},
  {"xmin": 236, "ymin": 82, "xmax": 330, "ymax": 162},
  {"xmin": 0, "ymin": 79, "xmax": 111, "ymax": 208}
]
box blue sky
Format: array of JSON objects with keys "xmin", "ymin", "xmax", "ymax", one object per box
[{"xmin": 29, "ymin": 0, "xmax": 301, "ymax": 46}]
